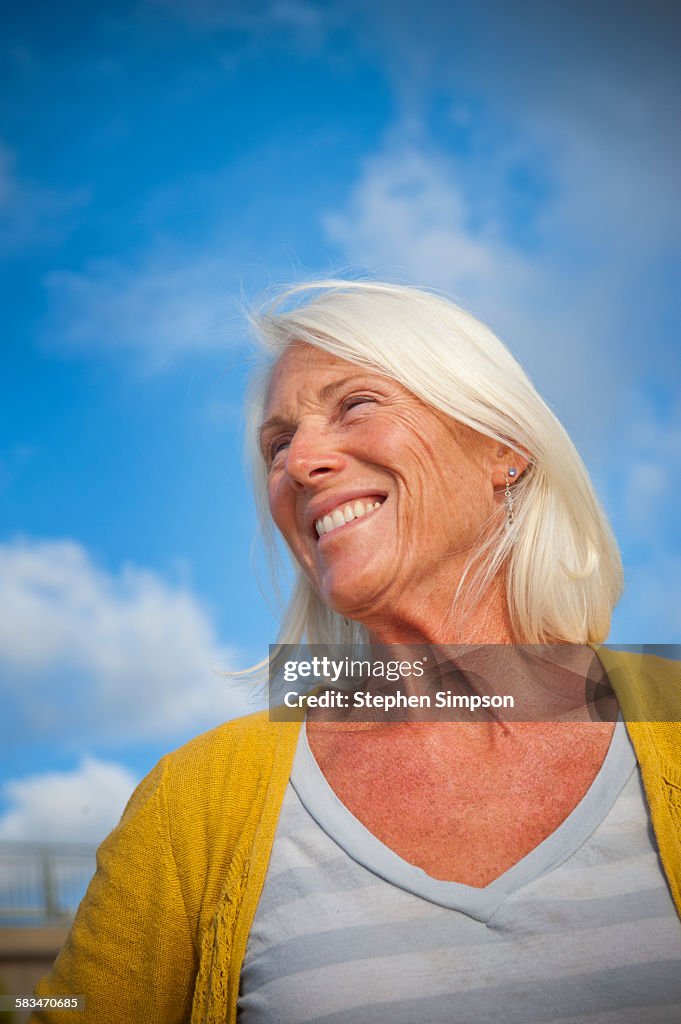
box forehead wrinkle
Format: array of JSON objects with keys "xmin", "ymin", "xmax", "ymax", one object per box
[{"xmin": 259, "ymin": 412, "xmax": 293, "ymax": 440}]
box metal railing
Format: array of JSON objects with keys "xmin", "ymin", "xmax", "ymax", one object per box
[{"xmin": 0, "ymin": 842, "xmax": 97, "ymax": 925}]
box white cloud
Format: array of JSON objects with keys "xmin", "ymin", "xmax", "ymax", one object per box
[
  {"xmin": 0, "ymin": 538, "xmax": 256, "ymax": 746},
  {"xmin": 41, "ymin": 251, "xmax": 242, "ymax": 368},
  {"xmin": 320, "ymin": 143, "xmax": 626, "ymax": 447},
  {"xmin": 323, "ymin": 148, "xmax": 530, "ymax": 304},
  {"xmin": 0, "ymin": 142, "xmax": 89, "ymax": 255},
  {"xmin": 322, "ymin": 125, "xmax": 681, "ymax": 644},
  {"xmin": 343, "ymin": 2, "xmax": 680, "ymax": 386},
  {"xmin": 0, "ymin": 757, "xmax": 137, "ymax": 843}
]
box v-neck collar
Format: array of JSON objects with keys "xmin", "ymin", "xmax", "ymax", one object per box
[{"xmin": 290, "ymin": 717, "xmax": 636, "ymax": 922}]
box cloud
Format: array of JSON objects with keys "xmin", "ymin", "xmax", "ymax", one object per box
[
  {"xmin": 342, "ymin": 2, "xmax": 680, "ymax": 376},
  {"xmin": 0, "ymin": 142, "xmax": 89, "ymax": 255},
  {"xmin": 360, "ymin": 0, "xmax": 681, "ymax": 203},
  {"xmin": 41, "ymin": 251, "xmax": 243, "ymax": 369},
  {"xmin": 320, "ymin": 142, "xmax": 629, "ymax": 448},
  {"xmin": 323, "ymin": 147, "xmax": 531, "ymax": 305},
  {"xmin": 322, "ymin": 129, "xmax": 681, "ymax": 644},
  {"xmin": 0, "ymin": 537, "xmax": 255, "ymax": 747},
  {"xmin": 0, "ymin": 757, "xmax": 137, "ymax": 843},
  {"xmin": 319, "ymin": 0, "xmax": 680, "ymax": 435}
]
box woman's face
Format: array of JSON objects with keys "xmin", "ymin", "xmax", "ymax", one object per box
[{"xmin": 261, "ymin": 343, "xmax": 508, "ymax": 627}]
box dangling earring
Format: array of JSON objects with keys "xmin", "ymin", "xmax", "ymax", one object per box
[{"xmin": 504, "ymin": 468, "xmax": 518, "ymax": 531}]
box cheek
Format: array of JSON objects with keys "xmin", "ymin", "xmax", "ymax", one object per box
[
  {"xmin": 365, "ymin": 420, "xmax": 461, "ymax": 492},
  {"xmin": 267, "ymin": 478, "xmax": 293, "ymax": 535},
  {"xmin": 267, "ymin": 482, "xmax": 311, "ymax": 562},
  {"xmin": 383, "ymin": 428, "xmax": 490, "ymax": 523},
  {"xmin": 354, "ymin": 413, "xmax": 428, "ymax": 466}
]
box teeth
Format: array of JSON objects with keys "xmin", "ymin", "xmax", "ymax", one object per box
[{"xmin": 316, "ymin": 498, "xmax": 384, "ymax": 537}]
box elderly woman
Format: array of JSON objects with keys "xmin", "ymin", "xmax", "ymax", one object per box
[{"xmin": 34, "ymin": 281, "xmax": 680, "ymax": 1023}]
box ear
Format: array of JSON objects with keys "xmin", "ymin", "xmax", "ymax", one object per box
[{"xmin": 488, "ymin": 443, "xmax": 532, "ymax": 491}]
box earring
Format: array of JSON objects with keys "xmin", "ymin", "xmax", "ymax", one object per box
[{"xmin": 504, "ymin": 468, "xmax": 518, "ymax": 531}]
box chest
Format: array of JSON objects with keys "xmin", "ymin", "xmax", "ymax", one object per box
[
  {"xmin": 307, "ymin": 724, "xmax": 614, "ymax": 886},
  {"xmin": 238, "ymin": 762, "xmax": 681, "ymax": 1024}
]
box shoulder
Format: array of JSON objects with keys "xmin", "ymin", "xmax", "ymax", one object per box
[
  {"xmin": 116, "ymin": 710, "xmax": 300, "ymax": 851},
  {"xmin": 595, "ymin": 645, "xmax": 681, "ymax": 720},
  {"xmin": 148, "ymin": 710, "xmax": 301, "ymax": 851},
  {"xmin": 596, "ymin": 646, "xmax": 681, "ymax": 773},
  {"xmin": 161, "ymin": 708, "xmax": 300, "ymax": 781},
  {"xmin": 110, "ymin": 710, "xmax": 301, "ymax": 935}
]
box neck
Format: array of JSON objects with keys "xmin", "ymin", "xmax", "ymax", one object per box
[{"xmin": 361, "ymin": 573, "xmax": 517, "ymax": 646}]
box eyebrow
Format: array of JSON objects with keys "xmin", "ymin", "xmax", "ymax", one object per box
[{"xmin": 258, "ymin": 374, "xmax": 375, "ymax": 451}]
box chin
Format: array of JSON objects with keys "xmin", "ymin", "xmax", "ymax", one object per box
[{"xmin": 316, "ymin": 571, "xmax": 383, "ymax": 622}]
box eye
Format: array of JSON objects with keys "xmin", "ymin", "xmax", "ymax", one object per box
[
  {"xmin": 268, "ymin": 435, "xmax": 292, "ymax": 463},
  {"xmin": 341, "ymin": 394, "xmax": 376, "ymax": 414}
]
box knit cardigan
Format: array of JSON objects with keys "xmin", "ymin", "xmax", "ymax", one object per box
[{"xmin": 32, "ymin": 647, "xmax": 681, "ymax": 1024}]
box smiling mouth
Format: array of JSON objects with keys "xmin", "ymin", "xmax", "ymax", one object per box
[{"xmin": 315, "ymin": 497, "xmax": 386, "ymax": 539}]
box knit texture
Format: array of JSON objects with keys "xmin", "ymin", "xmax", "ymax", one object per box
[{"xmin": 31, "ymin": 649, "xmax": 680, "ymax": 1024}]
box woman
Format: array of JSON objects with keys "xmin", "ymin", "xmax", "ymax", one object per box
[{"xmin": 33, "ymin": 281, "xmax": 681, "ymax": 1023}]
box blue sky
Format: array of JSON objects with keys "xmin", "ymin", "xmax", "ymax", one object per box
[{"xmin": 1, "ymin": 0, "xmax": 680, "ymax": 844}]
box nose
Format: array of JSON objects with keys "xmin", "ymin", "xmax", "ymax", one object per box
[{"xmin": 284, "ymin": 420, "xmax": 346, "ymax": 486}]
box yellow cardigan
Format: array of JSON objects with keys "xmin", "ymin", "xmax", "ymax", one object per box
[{"xmin": 33, "ymin": 648, "xmax": 681, "ymax": 1024}]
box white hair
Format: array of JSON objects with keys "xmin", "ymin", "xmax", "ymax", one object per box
[{"xmin": 245, "ymin": 279, "xmax": 623, "ymax": 645}]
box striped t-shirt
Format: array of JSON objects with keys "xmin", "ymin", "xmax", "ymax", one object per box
[{"xmin": 238, "ymin": 721, "xmax": 681, "ymax": 1023}]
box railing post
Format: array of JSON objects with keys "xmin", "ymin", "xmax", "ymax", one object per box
[
  {"xmin": 0, "ymin": 840, "xmax": 96, "ymax": 923},
  {"xmin": 40, "ymin": 846, "xmax": 60, "ymax": 921}
]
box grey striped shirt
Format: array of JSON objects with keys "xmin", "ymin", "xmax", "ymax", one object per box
[{"xmin": 238, "ymin": 722, "xmax": 681, "ymax": 1023}]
